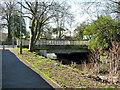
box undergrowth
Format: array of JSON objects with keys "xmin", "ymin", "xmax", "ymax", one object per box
[{"xmin": 13, "ymin": 48, "xmax": 115, "ymax": 88}]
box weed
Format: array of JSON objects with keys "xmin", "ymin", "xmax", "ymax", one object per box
[
  {"xmin": 43, "ymin": 59, "xmax": 49, "ymax": 61},
  {"xmin": 22, "ymin": 48, "xmax": 29, "ymax": 53},
  {"xmin": 110, "ymin": 86, "xmax": 115, "ymax": 88},
  {"xmin": 77, "ymin": 86, "xmax": 83, "ymax": 88},
  {"xmin": 47, "ymin": 62, "xmax": 53, "ymax": 64},
  {"xmin": 60, "ymin": 84, "xmax": 66, "ymax": 87},
  {"xmin": 13, "ymin": 48, "xmax": 19, "ymax": 53},
  {"xmin": 67, "ymin": 66, "xmax": 73, "ymax": 69},
  {"xmin": 44, "ymin": 68, "xmax": 50, "ymax": 70},
  {"xmin": 84, "ymin": 71, "xmax": 90, "ymax": 74},
  {"xmin": 34, "ymin": 63, "xmax": 40, "ymax": 66},
  {"xmin": 19, "ymin": 56, "xmax": 22, "ymax": 58},
  {"xmin": 105, "ymin": 85, "xmax": 109, "ymax": 88},
  {"xmin": 73, "ymin": 68, "xmax": 79, "ymax": 72},
  {"xmin": 39, "ymin": 68, "xmax": 42, "ymax": 70},
  {"xmin": 36, "ymin": 60, "xmax": 44, "ymax": 63},
  {"xmin": 72, "ymin": 72, "xmax": 77, "ymax": 75},
  {"xmin": 54, "ymin": 77, "xmax": 62, "ymax": 82},
  {"xmin": 97, "ymin": 83, "xmax": 102, "ymax": 86},
  {"xmin": 14, "ymin": 48, "xmax": 29, "ymax": 53},
  {"xmin": 82, "ymin": 79, "xmax": 86, "ymax": 82},
  {"xmin": 54, "ymin": 63, "xmax": 60, "ymax": 66},
  {"xmin": 33, "ymin": 52, "xmax": 37, "ymax": 57}
]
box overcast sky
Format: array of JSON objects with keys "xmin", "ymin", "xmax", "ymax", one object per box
[
  {"xmin": 56, "ymin": 0, "xmax": 109, "ymax": 30},
  {"xmin": 0, "ymin": 0, "xmax": 113, "ymax": 33}
]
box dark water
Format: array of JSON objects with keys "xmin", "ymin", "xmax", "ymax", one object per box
[{"xmin": 56, "ymin": 53, "xmax": 89, "ymax": 65}]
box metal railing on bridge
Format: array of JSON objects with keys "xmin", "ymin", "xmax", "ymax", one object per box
[{"xmin": 17, "ymin": 39, "xmax": 87, "ymax": 46}]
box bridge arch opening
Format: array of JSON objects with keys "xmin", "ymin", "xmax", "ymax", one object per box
[{"xmin": 55, "ymin": 52, "xmax": 89, "ymax": 65}]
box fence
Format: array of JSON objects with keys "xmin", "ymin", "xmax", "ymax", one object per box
[{"xmin": 17, "ymin": 39, "xmax": 87, "ymax": 46}]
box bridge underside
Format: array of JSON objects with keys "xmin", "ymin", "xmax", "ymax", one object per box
[
  {"xmin": 36, "ymin": 45, "xmax": 88, "ymax": 49},
  {"xmin": 47, "ymin": 49, "xmax": 90, "ymax": 54},
  {"xmin": 36, "ymin": 45, "xmax": 89, "ymax": 54},
  {"xmin": 33, "ymin": 45, "xmax": 90, "ymax": 55}
]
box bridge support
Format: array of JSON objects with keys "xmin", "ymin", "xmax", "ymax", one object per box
[{"xmin": 39, "ymin": 50, "xmax": 47, "ymax": 57}]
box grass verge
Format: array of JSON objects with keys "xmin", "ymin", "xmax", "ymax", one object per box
[{"xmin": 13, "ymin": 48, "xmax": 115, "ymax": 88}]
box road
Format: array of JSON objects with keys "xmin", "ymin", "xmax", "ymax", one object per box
[
  {"xmin": 0, "ymin": 45, "xmax": 3, "ymax": 49},
  {"xmin": 0, "ymin": 49, "xmax": 2, "ymax": 90},
  {"xmin": 2, "ymin": 49, "xmax": 54, "ymax": 89},
  {"xmin": 0, "ymin": 45, "xmax": 17, "ymax": 49}
]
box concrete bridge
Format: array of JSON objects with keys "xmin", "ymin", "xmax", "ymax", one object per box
[
  {"xmin": 17, "ymin": 39, "xmax": 89, "ymax": 56},
  {"xmin": 17, "ymin": 39, "xmax": 87, "ymax": 46}
]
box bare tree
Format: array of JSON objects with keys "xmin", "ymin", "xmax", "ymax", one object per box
[
  {"xmin": 52, "ymin": 2, "xmax": 72, "ymax": 39},
  {"xmin": 1, "ymin": 2, "xmax": 17, "ymax": 42},
  {"xmin": 22, "ymin": 0, "xmax": 70, "ymax": 51}
]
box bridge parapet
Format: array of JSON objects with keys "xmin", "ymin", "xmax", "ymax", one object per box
[
  {"xmin": 17, "ymin": 39, "xmax": 89, "ymax": 55},
  {"xmin": 17, "ymin": 39, "xmax": 87, "ymax": 46}
]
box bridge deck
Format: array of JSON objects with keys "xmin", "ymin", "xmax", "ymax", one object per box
[
  {"xmin": 17, "ymin": 39, "xmax": 87, "ymax": 46},
  {"xmin": 17, "ymin": 39, "xmax": 89, "ymax": 55},
  {"xmin": 47, "ymin": 49, "xmax": 90, "ymax": 54}
]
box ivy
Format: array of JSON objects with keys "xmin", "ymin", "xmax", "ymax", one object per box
[{"xmin": 84, "ymin": 15, "xmax": 120, "ymax": 52}]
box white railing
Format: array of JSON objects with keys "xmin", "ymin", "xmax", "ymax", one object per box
[{"xmin": 17, "ymin": 39, "xmax": 87, "ymax": 46}]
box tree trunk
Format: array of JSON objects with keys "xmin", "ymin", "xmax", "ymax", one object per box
[
  {"xmin": 29, "ymin": 32, "xmax": 35, "ymax": 52},
  {"xmin": 29, "ymin": 38, "xmax": 35, "ymax": 52},
  {"xmin": 29, "ymin": 28, "xmax": 35, "ymax": 52},
  {"xmin": 7, "ymin": 24, "xmax": 12, "ymax": 42},
  {"xmin": 58, "ymin": 27, "xmax": 61, "ymax": 38},
  {"xmin": 29, "ymin": 17, "xmax": 35, "ymax": 52}
]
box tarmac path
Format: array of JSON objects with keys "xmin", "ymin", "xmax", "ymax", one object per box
[{"xmin": 2, "ymin": 50, "xmax": 54, "ymax": 89}]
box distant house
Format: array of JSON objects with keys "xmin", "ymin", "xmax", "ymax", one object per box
[
  {"xmin": 1, "ymin": 33, "xmax": 8, "ymax": 41},
  {"xmin": 51, "ymin": 28, "xmax": 69, "ymax": 39},
  {"xmin": 0, "ymin": 30, "xmax": 2, "ymax": 41},
  {"xmin": 83, "ymin": 35, "xmax": 91, "ymax": 40}
]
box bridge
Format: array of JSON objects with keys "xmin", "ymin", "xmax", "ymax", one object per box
[{"xmin": 17, "ymin": 39, "xmax": 89, "ymax": 56}]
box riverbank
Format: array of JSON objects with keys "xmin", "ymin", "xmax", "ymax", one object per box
[{"xmin": 12, "ymin": 48, "xmax": 116, "ymax": 88}]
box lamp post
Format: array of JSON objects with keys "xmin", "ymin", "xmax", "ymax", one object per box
[
  {"xmin": 12, "ymin": 28, "xmax": 14, "ymax": 48},
  {"xmin": 20, "ymin": 0, "xmax": 22, "ymax": 54},
  {"xmin": 12, "ymin": 8, "xmax": 15, "ymax": 48}
]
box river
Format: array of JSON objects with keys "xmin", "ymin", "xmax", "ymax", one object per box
[{"xmin": 47, "ymin": 53, "xmax": 89, "ymax": 70}]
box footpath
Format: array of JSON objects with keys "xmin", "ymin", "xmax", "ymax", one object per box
[{"xmin": 2, "ymin": 49, "xmax": 54, "ymax": 89}]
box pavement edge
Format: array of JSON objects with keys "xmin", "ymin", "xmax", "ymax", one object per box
[{"xmin": 9, "ymin": 48, "xmax": 61, "ymax": 89}]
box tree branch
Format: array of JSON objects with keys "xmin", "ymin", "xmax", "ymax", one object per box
[
  {"xmin": 23, "ymin": 16, "xmax": 32, "ymax": 20},
  {"xmin": 24, "ymin": 0, "xmax": 35, "ymax": 14},
  {"xmin": 18, "ymin": 2, "xmax": 30, "ymax": 11}
]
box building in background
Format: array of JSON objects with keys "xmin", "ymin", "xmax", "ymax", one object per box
[
  {"xmin": 2, "ymin": 33, "xmax": 8, "ymax": 41},
  {"xmin": 0, "ymin": 32, "xmax": 8, "ymax": 42},
  {"xmin": 0, "ymin": 32, "xmax": 1, "ymax": 43}
]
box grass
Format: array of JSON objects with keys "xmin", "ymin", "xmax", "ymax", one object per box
[
  {"xmin": 14, "ymin": 48, "xmax": 29, "ymax": 53},
  {"xmin": 13, "ymin": 48, "xmax": 116, "ymax": 88}
]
